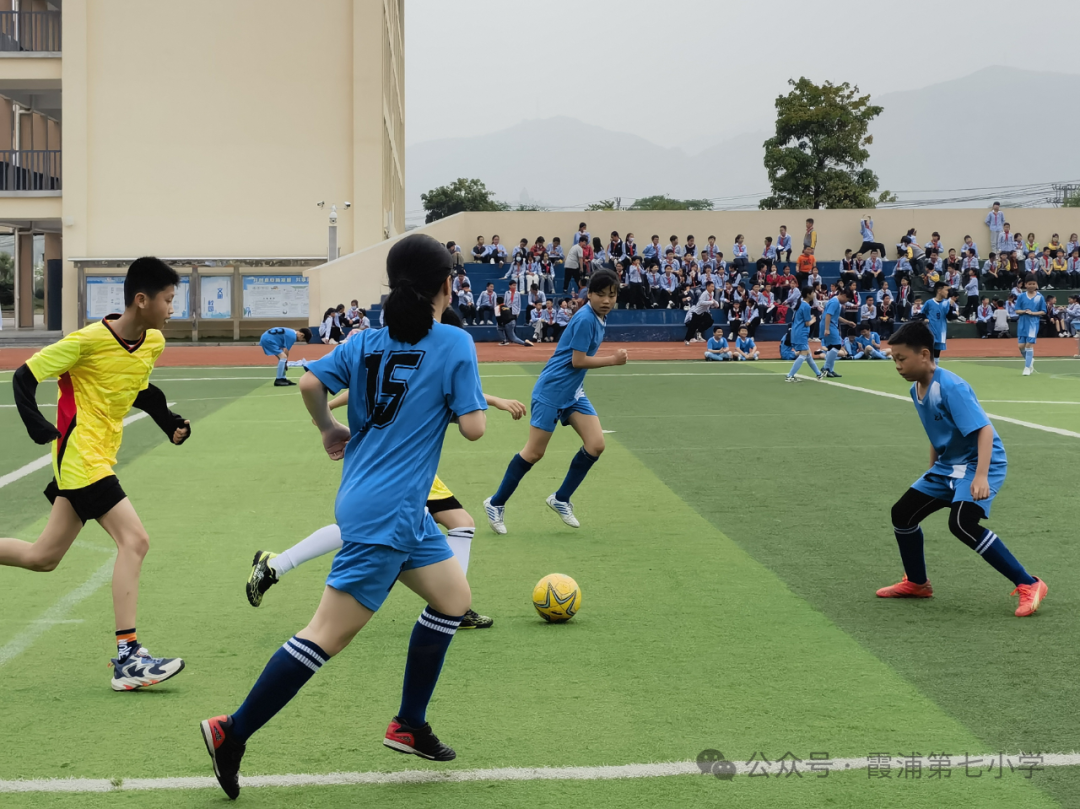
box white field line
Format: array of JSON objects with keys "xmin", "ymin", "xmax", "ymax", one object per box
[
  {"xmin": 0, "ymin": 407, "xmax": 171, "ymax": 490},
  {"xmin": 1, "ymin": 753, "xmax": 1077, "ymax": 793},
  {"xmin": 821, "ymin": 381, "xmax": 1080, "ymax": 440},
  {"xmin": 0, "ymin": 558, "xmax": 113, "ymax": 667}
]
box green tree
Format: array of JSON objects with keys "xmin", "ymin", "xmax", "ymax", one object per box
[
  {"xmin": 759, "ymin": 78, "xmax": 895, "ymax": 211},
  {"xmin": 628, "ymin": 195, "xmax": 713, "ymax": 211},
  {"xmin": 420, "ymin": 178, "xmax": 510, "ymax": 223},
  {"xmin": 515, "ymin": 203, "xmax": 546, "ymax": 211},
  {"xmin": 586, "ymin": 199, "xmax": 618, "ymax": 211},
  {"xmin": 1063, "ymin": 189, "xmax": 1080, "ymax": 208}
]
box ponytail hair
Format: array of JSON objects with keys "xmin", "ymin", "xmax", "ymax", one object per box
[{"xmin": 382, "ymin": 234, "xmax": 454, "ymax": 345}]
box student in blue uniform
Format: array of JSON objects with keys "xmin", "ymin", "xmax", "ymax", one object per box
[
  {"xmin": 201, "ymin": 235, "xmax": 488, "ymax": 800},
  {"xmin": 876, "ymin": 321, "xmax": 1047, "ymax": 618},
  {"xmin": 820, "ymin": 288, "xmax": 854, "ymax": 378},
  {"xmin": 1015, "ymin": 273, "xmax": 1046, "ymax": 376},
  {"xmin": 260, "ymin": 327, "xmax": 312, "ymax": 386},
  {"xmin": 856, "ymin": 324, "xmax": 889, "ymax": 359},
  {"xmin": 784, "ymin": 287, "xmax": 823, "ymax": 382},
  {"xmin": 733, "ymin": 326, "xmax": 759, "ymax": 360},
  {"xmin": 484, "ymin": 270, "xmax": 626, "ymax": 533},
  {"xmin": 922, "ymin": 281, "xmax": 951, "ymax": 358},
  {"xmin": 704, "ymin": 326, "xmax": 731, "ymax": 361}
]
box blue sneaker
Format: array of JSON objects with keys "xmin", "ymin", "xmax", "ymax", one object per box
[{"xmin": 110, "ymin": 647, "xmax": 185, "ymax": 691}]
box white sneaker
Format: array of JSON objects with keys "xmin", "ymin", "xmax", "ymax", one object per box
[
  {"xmin": 784, "ymin": 375, "xmax": 801, "ymax": 383},
  {"xmin": 483, "ymin": 497, "xmax": 506, "ymax": 535},
  {"xmin": 545, "ymin": 494, "xmax": 580, "ymax": 528},
  {"xmin": 1022, "ymin": 366, "xmax": 1032, "ymax": 376}
]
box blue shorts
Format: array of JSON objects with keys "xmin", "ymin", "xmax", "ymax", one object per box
[
  {"xmin": 1017, "ymin": 320, "xmax": 1039, "ymax": 344},
  {"xmin": 791, "ymin": 342, "xmax": 809, "ymax": 352},
  {"xmin": 934, "ymin": 342, "xmax": 946, "ymax": 352},
  {"xmin": 326, "ymin": 518, "xmax": 454, "ymax": 612},
  {"xmin": 260, "ymin": 336, "xmax": 285, "ymax": 357},
  {"xmin": 530, "ymin": 395, "xmax": 597, "ymax": 432},
  {"xmin": 911, "ymin": 463, "xmax": 1006, "ymax": 519}
]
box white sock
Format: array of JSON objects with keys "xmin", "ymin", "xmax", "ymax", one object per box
[
  {"xmin": 270, "ymin": 524, "xmax": 342, "ymax": 577},
  {"xmin": 446, "ymin": 527, "xmax": 474, "ymax": 575}
]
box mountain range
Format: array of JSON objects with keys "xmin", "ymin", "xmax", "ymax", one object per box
[{"xmin": 405, "ymin": 66, "xmax": 1080, "ymax": 223}]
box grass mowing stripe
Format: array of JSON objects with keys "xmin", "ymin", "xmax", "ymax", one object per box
[{"xmin": 2, "ymin": 752, "xmax": 1076, "ymax": 793}]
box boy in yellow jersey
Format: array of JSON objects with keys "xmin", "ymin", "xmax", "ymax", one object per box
[
  {"xmin": 246, "ymin": 392, "xmax": 526, "ymax": 629},
  {"xmin": 2, "ymin": 257, "xmax": 192, "ymax": 691}
]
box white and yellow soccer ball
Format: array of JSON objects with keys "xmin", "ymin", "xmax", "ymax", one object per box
[{"xmin": 532, "ymin": 574, "xmax": 581, "ymax": 623}]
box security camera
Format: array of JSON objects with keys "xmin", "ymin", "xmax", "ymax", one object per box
[
  {"xmin": 316, "ymin": 201, "xmax": 325, "ymax": 208},
  {"xmin": 344, "ymin": 202, "xmax": 351, "ymax": 209}
]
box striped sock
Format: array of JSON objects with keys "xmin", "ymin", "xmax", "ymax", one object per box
[
  {"xmin": 398, "ymin": 606, "xmax": 463, "ymax": 729},
  {"xmin": 974, "ymin": 529, "xmax": 1036, "ymax": 586},
  {"xmin": 115, "ymin": 628, "xmax": 138, "ymax": 661},
  {"xmin": 231, "ymin": 635, "xmax": 328, "ymax": 743},
  {"xmin": 892, "ymin": 524, "xmax": 927, "ymax": 585}
]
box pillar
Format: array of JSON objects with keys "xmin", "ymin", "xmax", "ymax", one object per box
[{"xmin": 16, "ymin": 230, "xmax": 33, "ymax": 328}]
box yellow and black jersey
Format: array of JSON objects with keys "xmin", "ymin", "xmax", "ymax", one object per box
[{"xmin": 25, "ymin": 315, "xmax": 165, "ymax": 489}]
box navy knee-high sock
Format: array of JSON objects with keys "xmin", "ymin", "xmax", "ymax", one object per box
[
  {"xmin": 231, "ymin": 636, "xmax": 328, "ymax": 743},
  {"xmin": 975, "ymin": 530, "xmax": 1037, "ymax": 586},
  {"xmin": 398, "ymin": 606, "xmax": 463, "ymax": 729},
  {"xmin": 555, "ymin": 447, "xmax": 599, "ymax": 502},
  {"xmin": 490, "ymin": 453, "xmax": 534, "ymax": 507},
  {"xmin": 893, "ymin": 524, "xmax": 927, "ymax": 585}
]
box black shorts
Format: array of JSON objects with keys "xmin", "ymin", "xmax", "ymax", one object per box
[
  {"xmin": 825, "ymin": 343, "xmax": 843, "ymax": 350},
  {"xmin": 44, "ymin": 475, "xmax": 127, "ymax": 524},
  {"xmin": 426, "ymin": 495, "xmax": 463, "ymax": 515}
]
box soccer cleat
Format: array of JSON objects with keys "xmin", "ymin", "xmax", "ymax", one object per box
[
  {"xmin": 1011, "ymin": 577, "xmax": 1047, "ymax": 617},
  {"xmin": 1022, "ymin": 366, "xmax": 1032, "ymax": 376},
  {"xmin": 200, "ymin": 715, "xmax": 246, "ymax": 800},
  {"xmin": 483, "ymin": 496, "xmax": 506, "ymax": 535},
  {"xmin": 876, "ymin": 575, "xmax": 934, "ymax": 599},
  {"xmin": 546, "ymin": 494, "xmax": 580, "ymax": 528},
  {"xmin": 784, "ymin": 375, "xmax": 801, "ymax": 383},
  {"xmin": 824, "ymin": 369, "xmax": 842, "ymax": 378},
  {"xmin": 273, "ymin": 378, "xmax": 297, "ymax": 387},
  {"xmin": 815, "ymin": 373, "xmax": 825, "ymax": 381},
  {"xmin": 383, "ymin": 716, "xmax": 456, "ymax": 761},
  {"xmin": 458, "ymin": 608, "xmax": 493, "ymax": 629},
  {"xmin": 110, "ymin": 647, "xmax": 185, "ymax": 691},
  {"xmin": 246, "ymin": 550, "xmax": 279, "ymax": 608}
]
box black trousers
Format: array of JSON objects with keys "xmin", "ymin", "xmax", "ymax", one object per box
[
  {"xmin": 856, "ymin": 240, "xmax": 887, "ymax": 258},
  {"xmin": 563, "ymin": 266, "xmax": 582, "ymax": 292},
  {"xmin": 685, "ymin": 312, "xmax": 714, "ymax": 341}
]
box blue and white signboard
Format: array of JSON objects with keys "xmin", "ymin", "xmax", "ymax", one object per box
[
  {"xmin": 242, "ymin": 275, "xmax": 309, "ymax": 318},
  {"xmin": 85, "ymin": 276, "xmax": 126, "ymax": 319},
  {"xmin": 200, "ymin": 276, "xmax": 232, "ymax": 319}
]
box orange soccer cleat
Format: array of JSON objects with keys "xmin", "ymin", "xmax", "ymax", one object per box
[
  {"xmin": 876, "ymin": 575, "xmax": 934, "ymax": 598},
  {"xmin": 1011, "ymin": 577, "xmax": 1048, "ymax": 617}
]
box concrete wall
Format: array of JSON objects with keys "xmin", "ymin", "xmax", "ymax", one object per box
[
  {"xmin": 307, "ymin": 208, "xmax": 1080, "ymax": 316},
  {"xmin": 58, "ymin": 0, "xmax": 405, "ymax": 333}
]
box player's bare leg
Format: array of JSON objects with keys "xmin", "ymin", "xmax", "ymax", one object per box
[{"xmin": 0, "ymin": 497, "xmax": 83, "ymax": 572}]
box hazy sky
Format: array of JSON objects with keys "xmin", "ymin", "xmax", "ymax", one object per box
[{"xmin": 405, "ymin": 0, "xmax": 1080, "ymax": 150}]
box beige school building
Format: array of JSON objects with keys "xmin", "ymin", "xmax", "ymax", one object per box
[{"xmin": 1, "ymin": 2, "xmax": 1076, "ymax": 337}]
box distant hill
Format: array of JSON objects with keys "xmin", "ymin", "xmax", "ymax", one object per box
[{"xmin": 405, "ymin": 67, "xmax": 1080, "ymax": 223}]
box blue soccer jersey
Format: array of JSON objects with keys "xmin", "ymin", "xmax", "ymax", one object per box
[
  {"xmin": 822, "ymin": 297, "xmax": 843, "ymax": 346},
  {"xmin": 923, "ymin": 298, "xmax": 950, "ymax": 349},
  {"xmin": 736, "ymin": 336, "xmax": 755, "ymax": 353},
  {"xmin": 306, "ymin": 322, "xmax": 487, "ymax": 551},
  {"xmin": 791, "ymin": 301, "xmax": 812, "ymax": 345},
  {"xmin": 1015, "ymin": 291, "xmax": 1046, "ymax": 343},
  {"xmin": 533, "ymin": 302, "xmax": 606, "ymax": 409},
  {"xmin": 707, "ymin": 336, "xmax": 728, "ymax": 352},
  {"xmin": 260, "ymin": 327, "xmax": 296, "ymax": 354},
  {"xmin": 911, "ymin": 367, "xmax": 1006, "ymax": 477}
]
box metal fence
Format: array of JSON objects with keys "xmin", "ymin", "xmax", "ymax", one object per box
[
  {"xmin": 0, "ymin": 11, "xmax": 62, "ymax": 52},
  {"xmin": 0, "ymin": 150, "xmax": 61, "ymax": 191}
]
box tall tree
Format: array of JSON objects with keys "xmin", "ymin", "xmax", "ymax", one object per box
[
  {"xmin": 629, "ymin": 195, "xmax": 713, "ymax": 211},
  {"xmin": 759, "ymin": 78, "xmax": 894, "ymax": 211},
  {"xmin": 1063, "ymin": 189, "xmax": 1080, "ymax": 208},
  {"xmin": 421, "ymin": 178, "xmax": 510, "ymax": 223}
]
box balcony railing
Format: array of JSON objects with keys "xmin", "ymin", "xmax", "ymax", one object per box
[
  {"xmin": 0, "ymin": 11, "xmax": 62, "ymax": 53},
  {"xmin": 0, "ymin": 150, "xmax": 61, "ymax": 191}
]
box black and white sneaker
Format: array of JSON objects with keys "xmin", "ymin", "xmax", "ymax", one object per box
[
  {"xmin": 110, "ymin": 647, "xmax": 185, "ymax": 691},
  {"xmin": 384, "ymin": 716, "xmax": 456, "ymax": 761},
  {"xmin": 246, "ymin": 550, "xmax": 278, "ymax": 608},
  {"xmin": 824, "ymin": 369, "xmax": 842, "ymax": 378},
  {"xmin": 458, "ymin": 608, "xmax": 493, "ymax": 629},
  {"xmin": 201, "ymin": 715, "xmax": 246, "ymax": 800}
]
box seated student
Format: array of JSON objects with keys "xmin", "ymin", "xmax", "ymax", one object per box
[
  {"xmin": 975, "ymin": 297, "xmax": 994, "ymax": 338},
  {"xmin": 756, "ymin": 236, "xmax": 776, "ymax": 273},
  {"xmin": 471, "ymin": 235, "xmax": 490, "ymax": 263},
  {"xmin": 318, "ymin": 307, "xmax": 341, "ymax": 345},
  {"xmin": 910, "ymin": 296, "xmax": 923, "ymax": 321},
  {"xmin": 353, "ymin": 308, "xmax": 371, "ymax": 331},
  {"xmin": 476, "ymin": 282, "xmax": 497, "ymax": 325},
  {"xmin": 260, "ymin": 326, "xmax": 312, "ymax": 386},
  {"xmin": 446, "ymin": 240, "xmax": 465, "ymax": 268},
  {"xmin": 452, "ymin": 268, "xmax": 471, "ymax": 309},
  {"xmin": 540, "ymin": 299, "xmax": 559, "ymax": 342},
  {"xmin": 643, "ymin": 262, "xmax": 662, "ymax": 308},
  {"xmin": 530, "ymin": 236, "xmax": 548, "ymax": 261},
  {"xmin": 704, "ymin": 326, "xmax": 731, "ymax": 361},
  {"xmin": 861, "ymin": 324, "xmax": 891, "ymax": 359},
  {"xmin": 607, "ymin": 231, "xmax": 626, "ymax": 264},
  {"xmin": 495, "ymin": 295, "xmax": 534, "ymax": 347},
  {"xmin": 1006, "ymin": 293, "xmax": 1018, "ymax": 321},
  {"xmin": 840, "ymin": 249, "xmax": 860, "ymax": 287},
  {"xmin": 992, "ymin": 299, "xmax": 1011, "ymax": 338},
  {"xmin": 528, "ymin": 283, "xmax": 546, "ymax": 310},
  {"xmin": 1050, "ymin": 250, "xmax": 1069, "ymax": 289},
  {"xmin": 511, "ymin": 237, "xmax": 530, "ymax": 264},
  {"xmin": 537, "ymin": 256, "xmax": 556, "ymax": 295},
  {"xmin": 982, "ymin": 251, "xmax": 1000, "ymax": 290},
  {"xmin": 863, "ymin": 250, "xmax": 885, "ymax": 290},
  {"xmin": 529, "ymin": 301, "xmax": 545, "ymax": 342},
  {"xmin": 555, "ymin": 298, "xmax": 572, "ymax": 339},
  {"xmin": 877, "ymin": 294, "xmax": 896, "ymax": 338},
  {"xmin": 1068, "ymin": 249, "xmax": 1080, "ymax": 287},
  {"xmin": 488, "ymin": 235, "xmax": 508, "ymax": 267},
  {"xmin": 1046, "ymin": 295, "xmax": 1067, "ymax": 338},
  {"xmin": 860, "ymin": 296, "xmax": 877, "ymax": 330},
  {"xmin": 962, "ymin": 235, "xmax": 980, "ymax": 260},
  {"xmin": 962, "ymin": 248, "xmax": 981, "ymax": 282},
  {"xmin": 346, "ymin": 299, "xmax": 361, "ymax": 323},
  {"xmin": 733, "ymin": 326, "xmax": 759, "ymax": 360},
  {"xmin": 656, "ymin": 265, "xmax": 678, "ymax": 308},
  {"xmin": 548, "ymin": 237, "xmax": 565, "ymax": 264},
  {"xmin": 702, "ymin": 235, "xmax": 723, "ymax": 268},
  {"xmin": 458, "ymin": 282, "xmax": 477, "ymax": 325}
]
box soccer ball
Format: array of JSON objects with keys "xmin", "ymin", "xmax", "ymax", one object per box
[{"xmin": 532, "ymin": 573, "xmax": 581, "ymax": 623}]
